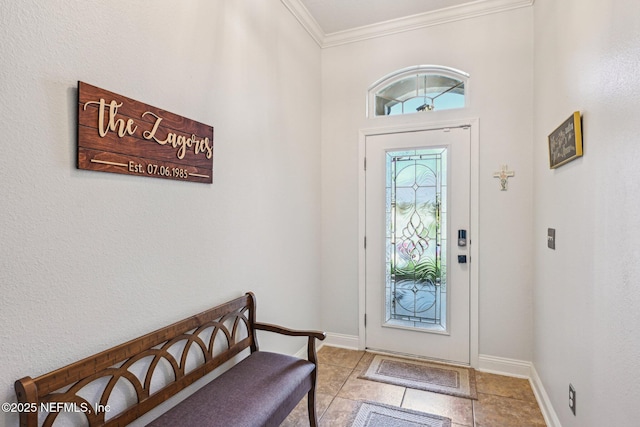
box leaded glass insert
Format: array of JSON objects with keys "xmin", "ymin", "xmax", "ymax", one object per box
[{"xmin": 385, "ymin": 148, "xmax": 447, "ymax": 331}]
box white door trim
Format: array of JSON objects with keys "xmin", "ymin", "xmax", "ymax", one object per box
[{"xmin": 358, "ymin": 118, "xmax": 480, "ymax": 368}]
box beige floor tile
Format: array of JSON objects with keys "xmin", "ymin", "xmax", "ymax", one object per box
[
  {"xmin": 473, "ymin": 392, "xmax": 546, "ymax": 427},
  {"xmin": 353, "ymin": 350, "xmax": 375, "ymax": 374},
  {"xmin": 303, "ymin": 348, "xmax": 548, "ymax": 427},
  {"xmin": 318, "ymin": 397, "xmax": 361, "ymax": 427},
  {"xmin": 316, "ymin": 393, "xmax": 337, "ymax": 420},
  {"xmin": 402, "ymin": 388, "xmax": 474, "ymax": 426},
  {"xmin": 476, "ymin": 371, "xmax": 537, "ymax": 402},
  {"xmin": 280, "ymin": 393, "xmax": 334, "ymax": 427},
  {"xmin": 317, "ymin": 363, "xmax": 353, "ymax": 396},
  {"xmin": 337, "ymin": 374, "xmax": 405, "ymax": 406},
  {"xmin": 317, "ymin": 346, "xmax": 365, "ymax": 369}
]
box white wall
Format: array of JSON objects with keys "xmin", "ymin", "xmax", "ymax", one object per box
[
  {"xmin": 533, "ymin": 0, "xmax": 640, "ymax": 425},
  {"xmin": 320, "ymin": 8, "xmax": 534, "ymax": 362},
  {"xmin": 0, "ymin": 1, "xmax": 321, "ymax": 425}
]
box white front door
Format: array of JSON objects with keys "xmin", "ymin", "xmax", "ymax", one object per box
[{"xmin": 365, "ymin": 127, "xmax": 471, "ymax": 365}]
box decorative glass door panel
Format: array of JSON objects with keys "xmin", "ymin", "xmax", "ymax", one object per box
[
  {"xmin": 386, "ymin": 149, "xmax": 447, "ymax": 331},
  {"xmin": 365, "ymin": 127, "xmax": 471, "ymax": 364}
]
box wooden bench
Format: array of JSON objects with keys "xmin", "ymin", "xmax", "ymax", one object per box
[{"xmin": 15, "ymin": 292, "xmax": 326, "ymax": 427}]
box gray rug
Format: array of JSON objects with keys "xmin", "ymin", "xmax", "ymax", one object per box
[
  {"xmin": 359, "ymin": 354, "xmax": 478, "ymax": 399},
  {"xmin": 351, "ymin": 402, "xmax": 451, "ymax": 427}
]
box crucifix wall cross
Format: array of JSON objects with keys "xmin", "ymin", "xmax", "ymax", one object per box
[{"xmin": 493, "ymin": 164, "xmax": 515, "ymax": 191}]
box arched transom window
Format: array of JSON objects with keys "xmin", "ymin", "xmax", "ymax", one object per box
[{"xmin": 368, "ymin": 65, "xmax": 469, "ymax": 117}]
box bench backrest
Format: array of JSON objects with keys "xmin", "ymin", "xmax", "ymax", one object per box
[{"xmin": 15, "ymin": 293, "xmax": 259, "ymax": 427}]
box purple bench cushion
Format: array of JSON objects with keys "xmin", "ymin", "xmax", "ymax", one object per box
[{"xmin": 146, "ymin": 351, "xmax": 315, "ymax": 427}]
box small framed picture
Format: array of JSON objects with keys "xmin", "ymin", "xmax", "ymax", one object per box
[{"xmin": 548, "ymin": 111, "xmax": 583, "ymax": 169}]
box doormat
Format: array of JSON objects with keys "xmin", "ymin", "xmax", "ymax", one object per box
[
  {"xmin": 351, "ymin": 402, "xmax": 451, "ymax": 427},
  {"xmin": 359, "ymin": 354, "xmax": 477, "ymax": 399}
]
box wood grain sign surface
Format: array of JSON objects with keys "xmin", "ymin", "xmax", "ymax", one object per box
[{"xmin": 78, "ymin": 82, "xmax": 213, "ymax": 183}]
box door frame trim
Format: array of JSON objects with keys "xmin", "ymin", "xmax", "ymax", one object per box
[{"xmin": 358, "ymin": 118, "xmax": 480, "ymax": 367}]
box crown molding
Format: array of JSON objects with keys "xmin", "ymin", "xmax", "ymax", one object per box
[
  {"xmin": 280, "ymin": 0, "xmax": 324, "ymax": 47},
  {"xmin": 282, "ymin": 0, "xmax": 535, "ymax": 49}
]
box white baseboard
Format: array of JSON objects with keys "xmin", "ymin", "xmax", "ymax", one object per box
[
  {"xmin": 478, "ymin": 354, "xmax": 561, "ymax": 427},
  {"xmin": 322, "ymin": 332, "xmax": 360, "ymax": 350},
  {"xmin": 293, "ymin": 332, "xmax": 360, "ymax": 358},
  {"xmin": 478, "ymin": 354, "xmax": 532, "ymax": 378},
  {"xmin": 294, "ymin": 345, "xmax": 308, "ymax": 359},
  {"xmin": 530, "ymin": 365, "xmax": 562, "ymax": 427}
]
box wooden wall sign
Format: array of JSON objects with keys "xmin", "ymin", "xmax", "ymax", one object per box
[
  {"xmin": 78, "ymin": 82, "xmax": 213, "ymax": 183},
  {"xmin": 548, "ymin": 111, "xmax": 583, "ymax": 169}
]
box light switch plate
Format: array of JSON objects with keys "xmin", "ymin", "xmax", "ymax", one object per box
[{"xmin": 547, "ymin": 228, "xmax": 556, "ymax": 249}]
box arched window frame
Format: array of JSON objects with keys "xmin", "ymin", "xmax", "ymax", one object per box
[{"xmin": 367, "ymin": 65, "xmax": 470, "ymax": 118}]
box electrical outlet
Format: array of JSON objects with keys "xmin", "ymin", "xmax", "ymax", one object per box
[{"xmin": 569, "ymin": 384, "xmax": 576, "ymax": 415}]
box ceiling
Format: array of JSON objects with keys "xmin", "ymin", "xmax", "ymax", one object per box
[
  {"xmin": 283, "ymin": 0, "xmax": 534, "ymax": 47},
  {"xmin": 299, "ymin": 0, "xmax": 477, "ymax": 34}
]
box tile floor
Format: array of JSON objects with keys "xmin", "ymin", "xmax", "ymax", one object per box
[{"xmin": 281, "ymin": 346, "xmax": 547, "ymax": 427}]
